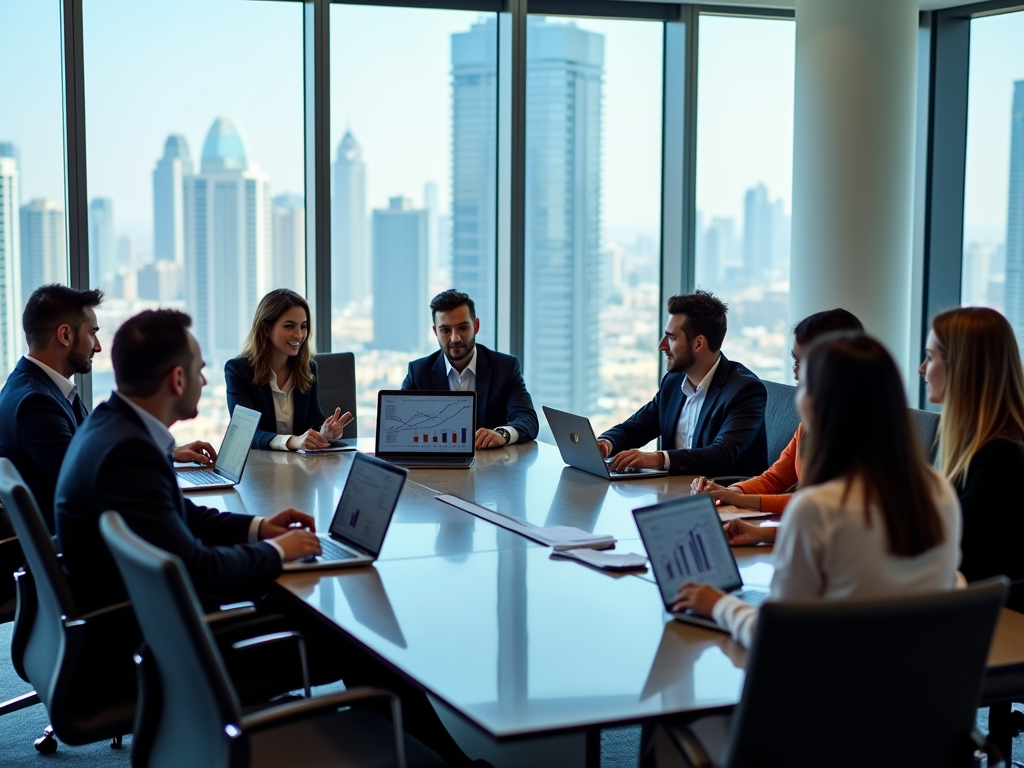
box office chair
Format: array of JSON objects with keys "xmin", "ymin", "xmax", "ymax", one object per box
[
  {"xmin": 99, "ymin": 511, "xmax": 445, "ymax": 768},
  {"xmin": 714, "ymin": 380, "xmax": 798, "ymax": 487},
  {"xmin": 645, "ymin": 578, "xmax": 1009, "ymax": 768},
  {"xmin": 908, "ymin": 406, "xmax": 940, "ymax": 463},
  {"xmin": 314, "ymin": 352, "xmax": 359, "ymax": 440},
  {"xmin": 0, "ymin": 458, "xmax": 135, "ymax": 753}
]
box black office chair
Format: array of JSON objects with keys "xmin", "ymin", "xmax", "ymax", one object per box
[
  {"xmin": 714, "ymin": 380, "xmax": 799, "ymax": 486},
  {"xmin": 0, "ymin": 458, "xmax": 135, "ymax": 753},
  {"xmin": 646, "ymin": 578, "xmax": 1009, "ymax": 768},
  {"xmin": 99, "ymin": 511, "xmax": 445, "ymax": 768},
  {"xmin": 315, "ymin": 352, "xmax": 359, "ymax": 440},
  {"xmin": 909, "ymin": 406, "xmax": 940, "ymax": 463}
]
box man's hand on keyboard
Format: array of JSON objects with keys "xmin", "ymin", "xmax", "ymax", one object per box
[
  {"xmin": 273, "ymin": 529, "xmax": 322, "ymax": 562},
  {"xmin": 671, "ymin": 582, "xmax": 726, "ymax": 617},
  {"xmin": 173, "ymin": 440, "xmax": 218, "ymax": 466},
  {"xmin": 258, "ymin": 508, "xmax": 316, "ymax": 539}
]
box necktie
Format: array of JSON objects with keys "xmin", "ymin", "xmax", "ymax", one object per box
[{"xmin": 69, "ymin": 386, "xmax": 88, "ymax": 425}]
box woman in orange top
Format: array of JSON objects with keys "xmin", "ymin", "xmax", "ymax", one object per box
[{"xmin": 691, "ymin": 309, "xmax": 863, "ymax": 541}]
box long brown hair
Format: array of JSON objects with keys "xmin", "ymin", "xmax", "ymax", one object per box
[
  {"xmin": 801, "ymin": 333, "xmax": 943, "ymax": 557},
  {"xmin": 933, "ymin": 307, "xmax": 1024, "ymax": 486},
  {"xmin": 240, "ymin": 289, "xmax": 315, "ymax": 394}
]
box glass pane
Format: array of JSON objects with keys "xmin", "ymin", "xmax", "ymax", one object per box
[
  {"xmin": 330, "ymin": 6, "xmax": 498, "ymax": 436},
  {"xmin": 82, "ymin": 0, "xmax": 305, "ymax": 442},
  {"xmin": 0, "ymin": 0, "xmax": 68, "ymax": 384},
  {"xmin": 962, "ymin": 10, "xmax": 1024, "ymax": 353},
  {"xmin": 524, "ymin": 16, "xmax": 663, "ymax": 439},
  {"xmin": 694, "ymin": 15, "xmax": 795, "ymax": 383}
]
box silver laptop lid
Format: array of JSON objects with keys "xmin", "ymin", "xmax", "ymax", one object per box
[
  {"xmin": 542, "ymin": 406, "xmax": 609, "ymax": 476},
  {"xmin": 328, "ymin": 453, "xmax": 407, "ymax": 557},
  {"xmin": 632, "ymin": 495, "xmax": 745, "ymax": 607},
  {"xmin": 374, "ymin": 390, "xmax": 476, "ymax": 458},
  {"xmin": 213, "ymin": 405, "xmax": 261, "ymax": 482}
]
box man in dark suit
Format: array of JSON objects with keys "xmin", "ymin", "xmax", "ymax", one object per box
[
  {"xmin": 599, "ymin": 290, "xmax": 768, "ymax": 477},
  {"xmin": 402, "ymin": 289, "xmax": 538, "ymax": 448},
  {"xmin": 0, "ymin": 285, "xmax": 218, "ymax": 532},
  {"xmin": 55, "ymin": 309, "xmax": 322, "ymax": 613}
]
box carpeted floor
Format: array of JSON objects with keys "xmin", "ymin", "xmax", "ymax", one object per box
[{"xmin": 2, "ymin": 620, "xmax": 1019, "ymax": 767}]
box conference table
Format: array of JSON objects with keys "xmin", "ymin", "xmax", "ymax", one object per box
[{"xmin": 193, "ymin": 440, "xmax": 1024, "ymax": 767}]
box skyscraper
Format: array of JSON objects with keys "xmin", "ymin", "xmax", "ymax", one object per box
[
  {"xmin": 451, "ymin": 19, "xmax": 497, "ymax": 339},
  {"xmin": 88, "ymin": 198, "xmax": 116, "ymax": 289},
  {"xmin": 0, "ymin": 152, "xmax": 21, "ymax": 373},
  {"xmin": 332, "ymin": 131, "xmax": 367, "ymax": 307},
  {"xmin": 743, "ymin": 184, "xmax": 773, "ymax": 277},
  {"xmin": 20, "ymin": 200, "xmax": 66, "ymax": 303},
  {"xmin": 184, "ymin": 117, "xmax": 271, "ymax": 361},
  {"xmin": 372, "ymin": 196, "xmax": 428, "ymax": 352},
  {"xmin": 523, "ymin": 19, "xmax": 604, "ymax": 415},
  {"xmin": 1007, "ymin": 80, "xmax": 1024, "ymax": 353},
  {"xmin": 271, "ymin": 193, "xmax": 305, "ymax": 292},
  {"xmin": 153, "ymin": 135, "xmax": 193, "ymax": 263}
]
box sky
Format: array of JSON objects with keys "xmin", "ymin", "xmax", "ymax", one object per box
[{"xmin": 962, "ymin": 10, "xmax": 1024, "ymax": 245}]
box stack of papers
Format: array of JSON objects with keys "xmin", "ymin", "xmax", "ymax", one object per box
[
  {"xmin": 552, "ymin": 548, "xmax": 648, "ymax": 572},
  {"xmin": 435, "ymin": 494, "xmax": 616, "ymax": 550},
  {"xmin": 716, "ymin": 505, "xmax": 773, "ymax": 522}
]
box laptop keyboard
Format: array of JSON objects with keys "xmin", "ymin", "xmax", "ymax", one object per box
[
  {"xmin": 400, "ymin": 457, "xmax": 472, "ymax": 465},
  {"xmin": 180, "ymin": 470, "xmax": 225, "ymax": 485},
  {"xmin": 317, "ymin": 538, "xmax": 358, "ymax": 561},
  {"xmin": 735, "ymin": 589, "xmax": 769, "ymax": 607}
]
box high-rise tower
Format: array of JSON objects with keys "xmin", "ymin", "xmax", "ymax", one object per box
[
  {"xmin": 372, "ymin": 196, "xmax": 428, "ymax": 352},
  {"xmin": 523, "ymin": 19, "xmax": 604, "ymax": 416},
  {"xmin": 89, "ymin": 198, "xmax": 116, "ymax": 289},
  {"xmin": 272, "ymin": 193, "xmax": 305, "ymax": 293},
  {"xmin": 20, "ymin": 199, "xmax": 66, "ymax": 303},
  {"xmin": 0, "ymin": 152, "xmax": 21, "ymax": 373},
  {"xmin": 184, "ymin": 118, "xmax": 271, "ymax": 360},
  {"xmin": 1007, "ymin": 80, "xmax": 1024, "ymax": 353},
  {"xmin": 451, "ymin": 19, "xmax": 497, "ymax": 343},
  {"xmin": 153, "ymin": 135, "xmax": 193, "ymax": 263},
  {"xmin": 332, "ymin": 131, "xmax": 367, "ymax": 307}
]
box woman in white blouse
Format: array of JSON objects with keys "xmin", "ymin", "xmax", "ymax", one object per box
[
  {"xmin": 672, "ymin": 332, "xmax": 961, "ymax": 648},
  {"xmin": 225, "ymin": 289, "xmax": 352, "ymax": 451}
]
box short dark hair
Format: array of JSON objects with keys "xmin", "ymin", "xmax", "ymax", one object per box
[
  {"xmin": 22, "ymin": 284, "xmax": 104, "ymax": 349},
  {"xmin": 793, "ymin": 308, "xmax": 864, "ymax": 346},
  {"xmin": 113, "ymin": 310, "xmax": 195, "ymax": 397},
  {"xmin": 430, "ymin": 289, "xmax": 476, "ymax": 324},
  {"xmin": 666, "ymin": 290, "xmax": 728, "ymax": 352}
]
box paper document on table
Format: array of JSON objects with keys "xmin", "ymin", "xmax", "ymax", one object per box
[
  {"xmin": 435, "ymin": 494, "xmax": 616, "ymax": 550},
  {"xmin": 551, "ymin": 548, "xmax": 648, "ymax": 572},
  {"xmin": 716, "ymin": 505, "xmax": 773, "ymax": 522}
]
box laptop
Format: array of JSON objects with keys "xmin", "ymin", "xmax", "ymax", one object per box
[
  {"xmin": 374, "ymin": 390, "xmax": 476, "ymax": 469},
  {"xmin": 543, "ymin": 406, "xmax": 668, "ymax": 480},
  {"xmin": 176, "ymin": 405, "xmax": 261, "ymax": 492},
  {"xmin": 632, "ymin": 495, "xmax": 769, "ymax": 631},
  {"xmin": 283, "ymin": 452, "xmax": 407, "ymax": 571}
]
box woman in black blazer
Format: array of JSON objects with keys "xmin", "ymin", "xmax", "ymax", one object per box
[{"xmin": 226, "ymin": 289, "xmax": 352, "ymax": 450}]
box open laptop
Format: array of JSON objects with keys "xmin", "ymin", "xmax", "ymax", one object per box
[
  {"xmin": 176, "ymin": 405, "xmax": 261, "ymax": 492},
  {"xmin": 283, "ymin": 452, "xmax": 407, "ymax": 571},
  {"xmin": 633, "ymin": 495, "xmax": 769, "ymax": 631},
  {"xmin": 543, "ymin": 406, "xmax": 668, "ymax": 480},
  {"xmin": 374, "ymin": 390, "xmax": 476, "ymax": 469}
]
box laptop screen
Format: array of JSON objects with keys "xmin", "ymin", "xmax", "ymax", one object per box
[
  {"xmin": 376, "ymin": 392, "xmax": 475, "ymax": 455},
  {"xmin": 329, "ymin": 453, "xmax": 406, "ymax": 555},
  {"xmin": 217, "ymin": 406, "xmax": 260, "ymax": 479},
  {"xmin": 633, "ymin": 495, "xmax": 743, "ymax": 606}
]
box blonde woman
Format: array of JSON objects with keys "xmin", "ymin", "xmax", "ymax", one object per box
[
  {"xmin": 921, "ymin": 306, "xmax": 1024, "ymax": 608},
  {"xmin": 226, "ymin": 289, "xmax": 352, "ymax": 451}
]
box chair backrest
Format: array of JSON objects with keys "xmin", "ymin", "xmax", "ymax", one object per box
[
  {"xmin": 100, "ymin": 512, "xmax": 242, "ymax": 768},
  {"xmin": 725, "ymin": 578, "xmax": 1008, "ymax": 768},
  {"xmin": 315, "ymin": 352, "xmax": 358, "ymax": 439},
  {"xmin": 909, "ymin": 406, "xmax": 940, "ymax": 462},
  {"xmin": 762, "ymin": 381, "xmax": 799, "ymax": 466},
  {"xmin": 0, "ymin": 458, "xmax": 76, "ymax": 701}
]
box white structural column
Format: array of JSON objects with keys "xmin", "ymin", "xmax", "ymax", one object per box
[{"xmin": 789, "ymin": 0, "xmax": 919, "ymax": 370}]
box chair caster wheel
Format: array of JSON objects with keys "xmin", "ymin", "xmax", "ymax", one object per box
[
  {"xmin": 34, "ymin": 726, "xmax": 58, "ymax": 754},
  {"xmin": 111, "ymin": 734, "xmax": 123, "ymax": 749}
]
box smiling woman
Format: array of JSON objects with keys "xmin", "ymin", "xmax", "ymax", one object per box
[{"xmin": 226, "ymin": 289, "xmax": 353, "ymax": 452}]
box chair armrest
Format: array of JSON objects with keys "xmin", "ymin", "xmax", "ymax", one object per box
[
  {"xmin": 204, "ymin": 602, "xmax": 258, "ymax": 625},
  {"xmin": 231, "ymin": 630, "xmax": 311, "ymax": 698},
  {"xmin": 240, "ymin": 686, "xmax": 406, "ymax": 768},
  {"xmin": 711, "ymin": 476, "xmax": 750, "ymax": 487},
  {"xmin": 66, "ymin": 600, "xmax": 133, "ymax": 626}
]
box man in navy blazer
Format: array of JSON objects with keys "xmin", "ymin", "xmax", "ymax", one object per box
[
  {"xmin": 401, "ymin": 289, "xmax": 538, "ymax": 448},
  {"xmin": 55, "ymin": 309, "xmax": 323, "ymax": 613},
  {"xmin": 0, "ymin": 285, "xmax": 216, "ymax": 532},
  {"xmin": 599, "ymin": 291, "xmax": 768, "ymax": 477}
]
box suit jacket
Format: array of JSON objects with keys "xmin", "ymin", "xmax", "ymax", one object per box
[
  {"xmin": 55, "ymin": 393, "xmax": 280, "ymax": 613},
  {"xmin": 599, "ymin": 354, "xmax": 768, "ymax": 476},
  {"xmin": 401, "ymin": 345, "xmax": 538, "ymax": 442},
  {"xmin": 225, "ymin": 357, "xmax": 327, "ymax": 450},
  {"xmin": 0, "ymin": 357, "xmax": 88, "ymax": 532}
]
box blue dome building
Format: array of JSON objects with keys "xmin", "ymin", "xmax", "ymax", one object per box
[{"xmin": 200, "ymin": 117, "xmax": 248, "ymax": 173}]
